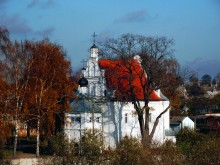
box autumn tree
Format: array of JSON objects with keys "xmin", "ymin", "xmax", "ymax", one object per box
[
  {"xmin": 0, "ymin": 27, "xmax": 77, "ymax": 157},
  {"xmin": 214, "ymin": 72, "xmax": 220, "ymax": 89},
  {"xmin": 201, "ymin": 74, "xmax": 212, "ymax": 86},
  {"xmin": 24, "ymin": 39, "xmax": 75, "ymax": 157},
  {"xmin": 211, "ymin": 93, "xmax": 220, "ymax": 111},
  {"xmin": 189, "ymin": 74, "xmax": 199, "ymax": 84},
  {"xmin": 100, "ymin": 34, "xmax": 182, "ymax": 145},
  {"xmin": 0, "ymin": 28, "xmax": 11, "ymax": 140},
  {"xmin": 185, "ymin": 83, "xmax": 205, "ymax": 96},
  {"xmin": 186, "ymin": 96, "xmax": 213, "ymax": 115},
  {"xmin": 0, "ymin": 60, "xmax": 12, "ymax": 140},
  {"xmin": 0, "ymin": 27, "xmax": 34, "ymax": 157}
]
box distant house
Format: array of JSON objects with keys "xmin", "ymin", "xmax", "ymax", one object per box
[
  {"xmin": 170, "ymin": 116, "xmax": 194, "ymax": 131},
  {"xmin": 165, "ymin": 116, "xmax": 194, "ymax": 142}
]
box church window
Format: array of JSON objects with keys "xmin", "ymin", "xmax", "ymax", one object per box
[
  {"xmin": 91, "ymin": 83, "xmax": 95, "ymax": 96},
  {"xmin": 96, "ymin": 117, "xmax": 100, "ymax": 123},
  {"xmin": 149, "ymin": 113, "xmax": 152, "ymax": 122},
  {"xmin": 93, "ymin": 63, "xmax": 96, "ymax": 77},
  {"xmin": 75, "ymin": 117, "xmax": 81, "ymax": 123},
  {"xmin": 72, "ymin": 117, "xmax": 81, "ymax": 123},
  {"xmin": 125, "ymin": 113, "xmax": 128, "ymax": 123}
]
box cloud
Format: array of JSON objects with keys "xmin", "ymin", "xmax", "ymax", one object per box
[
  {"xmin": 27, "ymin": 0, "xmax": 55, "ymax": 9},
  {"xmin": 114, "ymin": 10, "xmax": 147, "ymax": 23},
  {"xmin": 185, "ymin": 58, "xmax": 220, "ymax": 78},
  {"xmin": 0, "ymin": 13, "xmax": 32, "ymax": 35},
  {"xmin": 213, "ymin": 0, "xmax": 220, "ymax": 7},
  {"xmin": 0, "ymin": 0, "xmax": 10, "ymax": 9},
  {"xmin": 35, "ymin": 27, "xmax": 55, "ymax": 37},
  {"xmin": 27, "ymin": 0, "xmax": 38, "ymax": 8},
  {"xmin": 96, "ymin": 31, "xmax": 114, "ymax": 44},
  {"xmin": 0, "ymin": 0, "xmax": 8, "ymax": 5},
  {"xmin": 0, "ymin": 12, "xmax": 55, "ymax": 40}
]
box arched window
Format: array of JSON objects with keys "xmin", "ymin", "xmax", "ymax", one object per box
[{"xmin": 125, "ymin": 113, "xmax": 128, "ymax": 123}]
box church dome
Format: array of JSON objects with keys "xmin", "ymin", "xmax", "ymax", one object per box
[
  {"xmin": 78, "ymin": 77, "xmax": 88, "ymax": 87},
  {"xmin": 90, "ymin": 44, "xmax": 98, "ymax": 49}
]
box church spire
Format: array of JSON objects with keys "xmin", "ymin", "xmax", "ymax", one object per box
[
  {"xmin": 92, "ymin": 32, "xmax": 98, "ymax": 45},
  {"xmin": 90, "ymin": 32, "xmax": 98, "ymax": 58}
]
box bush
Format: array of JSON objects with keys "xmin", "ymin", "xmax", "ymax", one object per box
[
  {"xmin": 36, "ymin": 156, "xmax": 63, "ymax": 165},
  {"xmin": 80, "ymin": 129, "xmax": 104, "ymax": 164},
  {"xmin": 176, "ymin": 128, "xmax": 220, "ymax": 164},
  {"xmin": 188, "ymin": 135, "xmax": 220, "ymax": 165},
  {"xmin": 156, "ymin": 140, "xmax": 185, "ymax": 165},
  {"xmin": 37, "ymin": 130, "xmax": 220, "ymax": 165},
  {"xmin": 111, "ymin": 136, "xmax": 155, "ymax": 165},
  {"xmin": 47, "ymin": 132, "xmax": 78, "ymax": 164},
  {"xmin": 176, "ymin": 127, "xmax": 203, "ymax": 156}
]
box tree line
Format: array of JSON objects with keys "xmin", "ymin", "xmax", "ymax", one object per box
[{"xmin": 0, "ymin": 27, "xmax": 77, "ymax": 157}]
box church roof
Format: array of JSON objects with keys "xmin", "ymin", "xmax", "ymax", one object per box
[
  {"xmin": 170, "ymin": 116, "xmax": 188, "ymax": 125},
  {"xmin": 170, "ymin": 116, "xmax": 191, "ymax": 124},
  {"xmin": 90, "ymin": 44, "xmax": 98, "ymax": 49},
  {"xmin": 70, "ymin": 94, "xmax": 101, "ymax": 114},
  {"xmin": 98, "ymin": 59, "xmax": 163, "ymax": 101},
  {"xmin": 78, "ymin": 77, "xmax": 88, "ymax": 87}
]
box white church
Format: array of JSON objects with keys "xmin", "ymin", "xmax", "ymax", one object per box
[{"xmin": 64, "ymin": 40, "xmax": 170, "ymax": 147}]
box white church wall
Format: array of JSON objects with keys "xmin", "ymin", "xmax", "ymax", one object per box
[
  {"xmin": 100, "ymin": 100, "xmax": 170, "ymax": 147},
  {"xmin": 64, "ymin": 113, "xmax": 81, "ymax": 142},
  {"xmin": 64, "ymin": 112, "xmax": 102, "ymax": 143},
  {"xmin": 148, "ymin": 100, "xmax": 170, "ymax": 143},
  {"xmin": 65, "ymin": 100, "xmax": 170, "ymax": 147}
]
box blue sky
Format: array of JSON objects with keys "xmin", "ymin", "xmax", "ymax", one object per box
[{"xmin": 0, "ymin": 0, "xmax": 220, "ymax": 78}]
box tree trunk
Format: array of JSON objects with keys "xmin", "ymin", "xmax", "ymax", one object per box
[
  {"xmin": 26, "ymin": 123, "xmax": 30, "ymax": 141},
  {"xmin": 144, "ymin": 106, "xmax": 151, "ymax": 145},
  {"xmin": 36, "ymin": 117, "xmax": 40, "ymax": 157},
  {"xmin": 138, "ymin": 104, "xmax": 163, "ymax": 147},
  {"xmin": 137, "ymin": 104, "xmax": 151, "ymax": 147},
  {"xmin": 150, "ymin": 105, "xmax": 170, "ymax": 142},
  {"xmin": 138, "ymin": 113, "xmax": 148, "ymax": 147},
  {"xmin": 13, "ymin": 120, "xmax": 18, "ymax": 158}
]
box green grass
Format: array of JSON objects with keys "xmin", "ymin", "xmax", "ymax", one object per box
[{"xmin": 3, "ymin": 148, "xmax": 13, "ymax": 157}]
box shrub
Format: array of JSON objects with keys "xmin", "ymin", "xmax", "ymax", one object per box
[
  {"xmin": 189, "ymin": 135, "xmax": 220, "ymax": 165},
  {"xmin": 176, "ymin": 127, "xmax": 203, "ymax": 156},
  {"xmin": 176, "ymin": 128, "xmax": 220, "ymax": 164},
  {"xmin": 80, "ymin": 129, "xmax": 103, "ymax": 164},
  {"xmin": 156, "ymin": 140, "xmax": 185, "ymax": 165},
  {"xmin": 36, "ymin": 156, "xmax": 63, "ymax": 165},
  {"xmin": 111, "ymin": 136, "xmax": 155, "ymax": 165},
  {"xmin": 47, "ymin": 132, "xmax": 78, "ymax": 164}
]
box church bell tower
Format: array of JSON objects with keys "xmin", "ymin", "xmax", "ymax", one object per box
[{"xmin": 90, "ymin": 32, "xmax": 98, "ymax": 60}]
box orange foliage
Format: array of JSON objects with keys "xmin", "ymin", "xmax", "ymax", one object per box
[
  {"xmin": 99, "ymin": 59, "xmax": 163, "ymax": 101},
  {"xmin": 24, "ymin": 39, "xmax": 76, "ymax": 136}
]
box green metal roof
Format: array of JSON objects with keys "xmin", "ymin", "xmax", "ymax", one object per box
[{"xmin": 70, "ymin": 94, "xmax": 101, "ymax": 114}]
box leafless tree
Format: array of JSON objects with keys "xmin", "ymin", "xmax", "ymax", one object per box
[{"xmin": 100, "ymin": 34, "xmax": 182, "ymax": 146}]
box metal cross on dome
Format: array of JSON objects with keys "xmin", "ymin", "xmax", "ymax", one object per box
[
  {"xmin": 92, "ymin": 32, "xmax": 98, "ymax": 44},
  {"xmin": 81, "ymin": 59, "xmax": 87, "ymax": 68}
]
